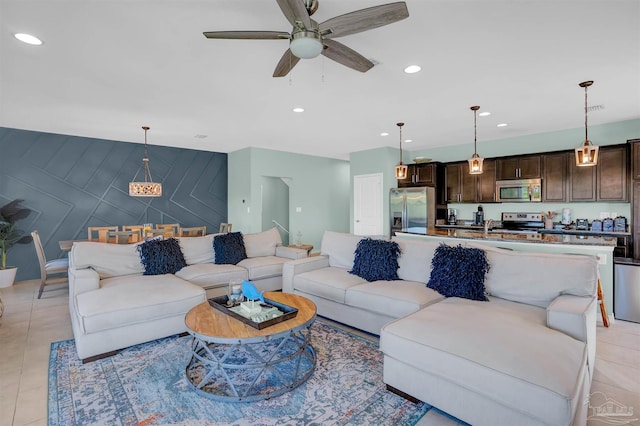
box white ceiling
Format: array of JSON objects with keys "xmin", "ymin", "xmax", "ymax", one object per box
[{"xmin": 1, "ymin": 0, "xmax": 639, "ymax": 160}]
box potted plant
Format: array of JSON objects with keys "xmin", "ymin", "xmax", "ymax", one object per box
[{"xmin": 0, "ymin": 199, "xmax": 33, "ymax": 288}]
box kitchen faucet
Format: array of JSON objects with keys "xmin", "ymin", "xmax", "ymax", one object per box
[{"xmin": 484, "ymin": 219, "xmax": 494, "ymax": 233}]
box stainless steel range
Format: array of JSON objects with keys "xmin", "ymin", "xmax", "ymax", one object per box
[{"xmin": 499, "ymin": 212, "xmax": 544, "ymax": 234}]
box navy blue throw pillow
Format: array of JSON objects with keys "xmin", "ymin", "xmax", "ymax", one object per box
[
  {"xmin": 214, "ymin": 232, "xmax": 247, "ymax": 265},
  {"xmin": 427, "ymin": 244, "xmax": 489, "ymax": 301},
  {"xmin": 349, "ymin": 238, "xmax": 401, "ymax": 282},
  {"xmin": 137, "ymin": 237, "xmax": 187, "ymax": 275}
]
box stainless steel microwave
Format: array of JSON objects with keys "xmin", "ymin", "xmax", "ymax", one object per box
[{"xmin": 495, "ymin": 179, "xmax": 542, "ymax": 202}]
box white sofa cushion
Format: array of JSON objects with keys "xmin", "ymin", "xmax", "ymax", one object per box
[
  {"xmin": 294, "ymin": 266, "xmax": 367, "ymax": 303},
  {"xmin": 476, "ymin": 244, "xmax": 599, "ymax": 308},
  {"xmin": 70, "ymin": 241, "xmax": 144, "ymax": 279},
  {"xmin": 175, "ymin": 263, "xmax": 248, "ymax": 287},
  {"xmin": 393, "ymin": 237, "xmax": 441, "ymax": 283},
  {"xmin": 238, "ymin": 256, "xmax": 288, "ymax": 280},
  {"xmin": 345, "ymin": 281, "xmax": 444, "ymax": 318},
  {"xmin": 177, "ymin": 234, "xmax": 216, "ymax": 265},
  {"xmin": 75, "ymin": 274, "xmax": 204, "ymax": 334},
  {"xmin": 243, "ymin": 227, "xmax": 281, "ymax": 258},
  {"xmin": 381, "ymin": 297, "xmax": 588, "ymax": 426},
  {"xmin": 320, "ymin": 231, "xmax": 364, "ymax": 270}
]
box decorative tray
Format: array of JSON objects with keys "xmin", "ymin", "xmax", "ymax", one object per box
[{"xmin": 208, "ymin": 296, "xmax": 298, "ymax": 330}]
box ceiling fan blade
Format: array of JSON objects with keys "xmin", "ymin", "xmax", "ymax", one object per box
[
  {"xmin": 319, "ymin": 2, "xmax": 409, "ymax": 39},
  {"xmin": 321, "ymin": 39, "xmax": 374, "ymax": 73},
  {"xmin": 273, "ymin": 49, "xmax": 301, "ymax": 77},
  {"xmin": 276, "ymin": 0, "xmax": 311, "ymax": 29},
  {"xmin": 203, "ymin": 31, "xmax": 290, "ymax": 40}
]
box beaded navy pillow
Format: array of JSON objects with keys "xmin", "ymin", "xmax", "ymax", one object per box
[
  {"xmin": 349, "ymin": 238, "xmax": 401, "ymax": 282},
  {"xmin": 427, "ymin": 243, "xmax": 490, "ymax": 301},
  {"xmin": 137, "ymin": 237, "xmax": 187, "ymax": 275},
  {"xmin": 213, "ymin": 232, "xmax": 247, "ymax": 265}
]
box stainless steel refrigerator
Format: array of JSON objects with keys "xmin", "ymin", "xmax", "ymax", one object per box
[{"xmin": 390, "ymin": 186, "xmax": 435, "ymax": 236}]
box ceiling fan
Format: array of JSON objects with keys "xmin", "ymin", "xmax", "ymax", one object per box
[{"xmin": 203, "ymin": 0, "xmax": 409, "ymax": 77}]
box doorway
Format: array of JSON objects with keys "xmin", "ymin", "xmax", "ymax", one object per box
[{"xmin": 261, "ymin": 176, "xmax": 290, "ymax": 245}]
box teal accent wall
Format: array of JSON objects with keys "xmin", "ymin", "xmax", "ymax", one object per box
[{"xmin": 228, "ymin": 148, "xmax": 350, "ymax": 252}]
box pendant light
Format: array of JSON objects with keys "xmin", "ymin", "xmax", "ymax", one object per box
[
  {"xmin": 395, "ymin": 122, "xmax": 408, "ymax": 179},
  {"xmin": 467, "ymin": 105, "xmax": 483, "ymax": 175},
  {"xmin": 574, "ymin": 80, "xmax": 599, "ymax": 167},
  {"xmin": 129, "ymin": 126, "xmax": 162, "ymax": 197}
]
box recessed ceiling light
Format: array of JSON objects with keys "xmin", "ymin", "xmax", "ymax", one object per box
[
  {"xmin": 479, "ymin": 111, "xmax": 491, "ymax": 117},
  {"xmin": 380, "ymin": 132, "xmax": 389, "ymax": 136},
  {"xmin": 497, "ymin": 123, "xmax": 508, "ymax": 127},
  {"xmin": 404, "ymin": 65, "xmax": 421, "ymax": 74},
  {"xmin": 14, "ymin": 33, "xmax": 42, "ymax": 45},
  {"xmin": 194, "ymin": 134, "xmax": 208, "ymax": 139},
  {"xmin": 292, "ymin": 107, "xmax": 304, "ymax": 113},
  {"xmin": 404, "ymin": 139, "xmax": 413, "ymax": 143}
]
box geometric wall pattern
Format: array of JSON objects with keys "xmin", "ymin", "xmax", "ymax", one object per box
[{"xmin": 0, "ymin": 127, "xmax": 227, "ymax": 281}]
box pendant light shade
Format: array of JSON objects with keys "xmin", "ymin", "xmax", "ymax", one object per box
[
  {"xmin": 468, "ymin": 106, "xmax": 483, "ymax": 175},
  {"xmin": 395, "ymin": 122, "xmax": 408, "ymax": 179},
  {"xmin": 129, "ymin": 126, "xmax": 162, "ymax": 197},
  {"xmin": 574, "ymin": 80, "xmax": 599, "ymax": 167}
]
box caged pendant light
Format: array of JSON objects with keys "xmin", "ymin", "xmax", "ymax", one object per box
[
  {"xmin": 467, "ymin": 105, "xmax": 483, "ymax": 175},
  {"xmin": 129, "ymin": 126, "xmax": 162, "ymax": 197},
  {"xmin": 574, "ymin": 80, "xmax": 599, "ymax": 167},
  {"xmin": 395, "ymin": 122, "xmax": 408, "ymax": 179}
]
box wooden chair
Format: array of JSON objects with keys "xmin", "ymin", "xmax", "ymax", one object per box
[
  {"xmin": 156, "ymin": 223, "xmax": 181, "ymax": 236},
  {"xmin": 219, "ymin": 223, "xmax": 232, "ymax": 233},
  {"xmin": 88, "ymin": 226, "xmax": 119, "ymax": 242},
  {"xmin": 180, "ymin": 226, "xmax": 207, "ymax": 237},
  {"xmin": 31, "ymin": 231, "xmax": 69, "ymax": 299},
  {"xmin": 597, "ymin": 278, "xmax": 610, "ymax": 327},
  {"xmin": 149, "ymin": 228, "xmax": 174, "ymax": 238},
  {"xmin": 109, "ymin": 230, "xmax": 141, "ymax": 244},
  {"xmin": 122, "ymin": 225, "xmax": 145, "ymax": 241}
]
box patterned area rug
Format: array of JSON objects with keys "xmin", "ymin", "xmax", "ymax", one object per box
[{"xmin": 48, "ymin": 321, "xmax": 431, "ymax": 425}]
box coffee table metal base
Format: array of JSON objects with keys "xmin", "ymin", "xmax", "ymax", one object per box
[{"xmin": 185, "ymin": 324, "xmax": 316, "ymax": 402}]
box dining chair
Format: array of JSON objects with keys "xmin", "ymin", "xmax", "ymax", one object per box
[
  {"xmin": 109, "ymin": 230, "xmax": 141, "ymax": 244},
  {"xmin": 156, "ymin": 223, "xmax": 181, "ymax": 236},
  {"xmin": 219, "ymin": 223, "xmax": 232, "ymax": 233},
  {"xmin": 31, "ymin": 231, "xmax": 69, "ymax": 299},
  {"xmin": 180, "ymin": 226, "xmax": 207, "ymax": 237},
  {"xmin": 122, "ymin": 225, "xmax": 146, "ymax": 240},
  {"xmin": 88, "ymin": 226, "xmax": 119, "ymax": 242},
  {"xmin": 149, "ymin": 228, "xmax": 174, "ymax": 238}
]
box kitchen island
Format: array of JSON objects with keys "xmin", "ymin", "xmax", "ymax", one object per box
[{"xmin": 396, "ymin": 229, "xmax": 616, "ymax": 319}]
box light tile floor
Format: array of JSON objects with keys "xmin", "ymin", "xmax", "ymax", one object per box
[{"xmin": 1, "ymin": 279, "xmax": 639, "ymax": 426}]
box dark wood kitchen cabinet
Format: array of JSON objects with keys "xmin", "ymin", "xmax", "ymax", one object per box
[
  {"xmin": 597, "ymin": 145, "xmax": 628, "ymax": 202},
  {"xmin": 445, "ymin": 160, "xmax": 495, "ymax": 203},
  {"xmin": 496, "ymin": 155, "xmax": 541, "ymax": 180},
  {"xmin": 398, "ymin": 163, "xmax": 437, "ymax": 187},
  {"xmin": 568, "ymin": 160, "xmax": 597, "ymax": 202},
  {"xmin": 631, "ymin": 139, "xmax": 640, "ymax": 180},
  {"xmin": 542, "ymin": 152, "xmax": 567, "ymax": 202},
  {"xmin": 634, "ymin": 180, "xmax": 640, "ymax": 260}
]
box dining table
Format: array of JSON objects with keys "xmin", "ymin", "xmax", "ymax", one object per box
[{"xmin": 58, "ymin": 239, "xmax": 88, "ymax": 252}]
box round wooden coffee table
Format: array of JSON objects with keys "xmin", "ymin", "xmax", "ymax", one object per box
[{"xmin": 184, "ymin": 291, "xmax": 317, "ymax": 402}]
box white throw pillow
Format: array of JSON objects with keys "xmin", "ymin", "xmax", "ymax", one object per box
[
  {"xmin": 243, "ymin": 227, "xmax": 282, "ymax": 258},
  {"xmin": 176, "ymin": 234, "xmax": 216, "ymax": 265}
]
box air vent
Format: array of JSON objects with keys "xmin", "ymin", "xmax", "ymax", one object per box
[{"xmin": 587, "ymin": 105, "xmax": 604, "ymax": 112}]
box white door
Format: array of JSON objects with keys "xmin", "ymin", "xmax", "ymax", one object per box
[{"xmin": 354, "ymin": 173, "xmax": 383, "ymax": 235}]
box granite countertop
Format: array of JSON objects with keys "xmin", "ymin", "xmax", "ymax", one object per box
[{"xmin": 421, "ymin": 228, "xmax": 617, "ymax": 247}]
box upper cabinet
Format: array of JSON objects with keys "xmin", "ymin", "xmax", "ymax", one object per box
[
  {"xmin": 542, "ymin": 153, "xmax": 567, "ymax": 202},
  {"xmin": 445, "ymin": 160, "xmax": 496, "ymax": 203},
  {"xmin": 631, "ymin": 139, "xmax": 640, "ymax": 180},
  {"xmin": 597, "ymin": 145, "xmax": 628, "ymax": 202},
  {"xmin": 398, "ymin": 163, "xmax": 438, "ymax": 188},
  {"xmin": 569, "ymin": 160, "xmax": 597, "ymax": 202},
  {"xmin": 496, "ymin": 155, "xmax": 541, "ymax": 180}
]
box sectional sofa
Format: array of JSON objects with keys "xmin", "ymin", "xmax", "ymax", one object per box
[
  {"xmin": 283, "ymin": 231, "xmax": 599, "ymax": 426},
  {"xmin": 68, "ymin": 228, "xmax": 307, "ymax": 361}
]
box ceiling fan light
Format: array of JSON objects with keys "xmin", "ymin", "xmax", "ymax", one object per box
[{"xmin": 290, "ymin": 31, "xmax": 323, "ymax": 59}]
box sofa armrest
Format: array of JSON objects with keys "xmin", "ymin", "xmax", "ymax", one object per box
[
  {"xmin": 276, "ymin": 245, "xmax": 308, "ymax": 260},
  {"xmin": 547, "ymin": 294, "xmax": 597, "ymax": 381},
  {"xmin": 282, "ymin": 255, "xmax": 330, "ymax": 293},
  {"xmin": 69, "ymin": 267, "xmax": 100, "ymax": 296}
]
